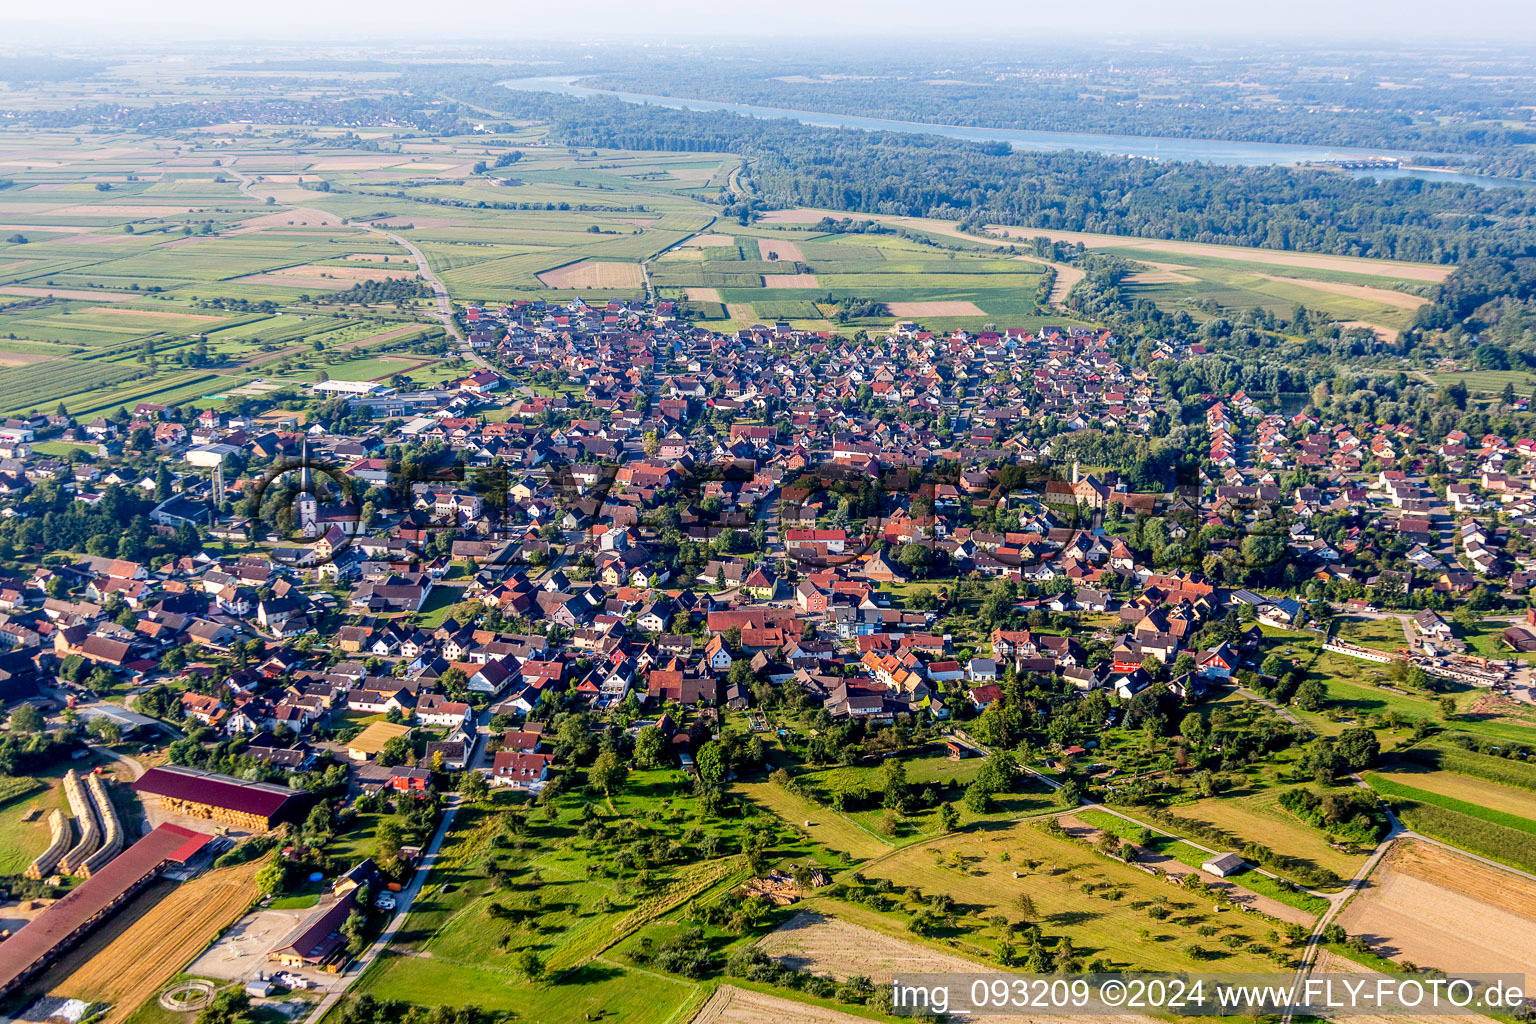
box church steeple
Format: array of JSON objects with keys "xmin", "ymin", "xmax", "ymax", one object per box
[{"xmin": 299, "ymin": 437, "xmax": 313, "ymax": 493}]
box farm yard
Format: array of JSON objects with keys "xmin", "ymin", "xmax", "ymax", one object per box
[{"xmin": 37, "ymin": 859, "xmax": 263, "ymax": 1024}]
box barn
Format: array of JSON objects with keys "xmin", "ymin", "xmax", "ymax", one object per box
[{"xmin": 133, "ymin": 765, "xmax": 310, "ymax": 830}]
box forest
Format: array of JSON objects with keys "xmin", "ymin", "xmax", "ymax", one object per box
[{"xmin": 459, "ymin": 79, "xmax": 1536, "ymax": 264}]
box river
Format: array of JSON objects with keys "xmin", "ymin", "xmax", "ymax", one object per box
[{"xmin": 500, "ymin": 75, "xmax": 1528, "ymax": 190}]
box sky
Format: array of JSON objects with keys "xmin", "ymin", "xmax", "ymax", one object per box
[{"xmin": 9, "ymin": 0, "xmax": 1536, "ymax": 43}]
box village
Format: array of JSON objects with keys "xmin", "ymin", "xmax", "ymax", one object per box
[{"xmin": 2, "ymin": 294, "xmax": 1536, "ymax": 1019}]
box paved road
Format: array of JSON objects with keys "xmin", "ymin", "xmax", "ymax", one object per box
[
  {"xmin": 230, "ymin": 165, "xmax": 484, "ymax": 372},
  {"xmin": 300, "ymin": 710, "xmax": 492, "ymax": 1024}
]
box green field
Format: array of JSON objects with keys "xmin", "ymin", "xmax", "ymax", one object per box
[
  {"xmin": 1366, "ymin": 773, "xmax": 1536, "ymax": 873},
  {"xmin": 354, "ymin": 766, "xmax": 809, "ymax": 1020}
]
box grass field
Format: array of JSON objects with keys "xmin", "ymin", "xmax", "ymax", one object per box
[
  {"xmin": 865, "ymin": 819, "xmax": 1292, "ymax": 972},
  {"xmin": 1175, "ymin": 790, "xmax": 1369, "ymax": 883},
  {"xmin": 788, "ymin": 753, "xmax": 1057, "ymax": 844},
  {"xmin": 1071, "ymin": 808, "xmax": 1330, "ymax": 917},
  {"xmin": 356, "ymin": 765, "xmax": 810, "ymax": 1020},
  {"xmin": 0, "ymin": 773, "xmax": 62, "ymax": 876}
]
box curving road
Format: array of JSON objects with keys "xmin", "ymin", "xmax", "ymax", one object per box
[{"xmin": 229, "ymin": 165, "xmax": 487, "ymax": 371}]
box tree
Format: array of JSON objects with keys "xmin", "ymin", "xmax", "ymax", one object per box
[
  {"xmin": 256, "ymin": 857, "xmax": 286, "ymax": 895},
  {"xmin": 589, "ymin": 748, "xmax": 628, "ymax": 796},
  {"xmin": 1336, "ymin": 727, "xmax": 1381, "ymax": 771},
  {"xmin": 461, "ymin": 769, "xmax": 489, "ymax": 801},
  {"xmin": 1293, "ymin": 677, "xmax": 1327, "ymax": 712},
  {"xmin": 304, "ymin": 803, "xmax": 333, "ymax": 840},
  {"xmin": 938, "ymin": 802, "xmax": 959, "ymax": 832},
  {"xmin": 378, "ymin": 736, "xmax": 411, "ymax": 766},
  {"xmin": 8, "ymin": 703, "xmax": 43, "ymax": 734},
  {"xmin": 1056, "ymin": 779, "xmax": 1083, "ymax": 808},
  {"xmin": 635, "ymin": 724, "xmax": 668, "ymax": 768},
  {"xmin": 695, "ymin": 741, "xmax": 725, "ymax": 785},
  {"xmin": 341, "ymin": 909, "xmax": 368, "ymax": 955},
  {"xmin": 375, "ymin": 819, "xmax": 404, "ymax": 861},
  {"xmin": 1016, "ymin": 893, "xmax": 1037, "ymax": 920},
  {"xmin": 516, "ymin": 949, "xmax": 545, "ymax": 982},
  {"xmin": 154, "ymin": 464, "xmax": 173, "ymax": 502},
  {"xmin": 1179, "ymin": 712, "xmax": 1207, "ymax": 745}
]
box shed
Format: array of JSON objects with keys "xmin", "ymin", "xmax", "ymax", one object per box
[{"xmin": 1201, "ymin": 852, "xmax": 1246, "ymax": 877}]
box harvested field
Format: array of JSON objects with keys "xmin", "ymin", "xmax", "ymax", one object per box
[
  {"xmin": 0, "ymin": 286, "xmax": 136, "ymax": 301},
  {"xmin": 1339, "ymin": 320, "xmax": 1402, "ymax": 341},
  {"xmin": 537, "ymin": 260, "xmax": 644, "ymax": 289},
  {"xmin": 1371, "ymin": 763, "xmax": 1536, "ymax": 821},
  {"xmin": 0, "ymin": 352, "xmax": 56, "ymax": 367},
  {"xmin": 1255, "ymin": 274, "xmax": 1428, "ymax": 309},
  {"xmin": 726, "ymin": 303, "xmax": 757, "ymax": 322},
  {"xmin": 684, "ymin": 233, "xmax": 736, "ymax": 247},
  {"xmin": 759, "ymin": 909, "xmax": 983, "ymax": 980},
  {"xmin": 52, "ymin": 205, "xmax": 204, "ymax": 217},
  {"xmin": 887, "ymin": 300, "xmax": 987, "ymax": 317},
  {"xmin": 758, "ymin": 238, "xmax": 804, "ymax": 262},
  {"xmin": 1125, "ymin": 267, "xmax": 1198, "ymax": 284},
  {"xmin": 1334, "ymin": 840, "xmax": 1536, "ymax": 975},
  {"xmin": 754, "ymin": 209, "xmax": 825, "ymax": 224},
  {"xmin": 1311, "ymin": 950, "xmax": 1503, "ymax": 1024},
  {"xmin": 756, "ymin": 913, "xmax": 1156, "ymax": 1024},
  {"xmin": 761, "ymin": 273, "xmax": 818, "ymax": 288},
  {"xmin": 690, "ymin": 985, "xmax": 870, "ymax": 1024},
  {"xmin": 307, "ymin": 156, "xmax": 406, "ymax": 170},
  {"xmin": 44, "ymin": 858, "xmax": 262, "ymax": 1024},
  {"xmin": 685, "ymin": 287, "xmax": 723, "ymax": 302},
  {"xmin": 981, "ymin": 225, "xmax": 1454, "ymax": 281},
  {"xmin": 749, "ymin": 209, "xmax": 1451, "ymax": 282},
  {"xmin": 233, "ymin": 273, "xmax": 351, "ymax": 290},
  {"xmin": 231, "ymin": 208, "xmax": 345, "ymax": 230}
]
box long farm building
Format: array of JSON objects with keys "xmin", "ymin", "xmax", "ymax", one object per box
[{"xmin": 0, "ymin": 823, "xmax": 211, "ymax": 998}]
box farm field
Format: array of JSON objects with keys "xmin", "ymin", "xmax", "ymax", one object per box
[
  {"xmin": 1363, "ymin": 772, "xmax": 1536, "ymax": 873},
  {"xmin": 1334, "ymin": 616, "xmax": 1406, "ymax": 652},
  {"xmin": 1334, "ymin": 840, "xmax": 1536, "ymax": 976},
  {"xmin": 0, "ymin": 773, "xmax": 62, "ymax": 877},
  {"xmin": 41, "ymin": 858, "xmax": 262, "ymax": 1024},
  {"xmin": 747, "ymin": 205, "xmax": 1445, "ymax": 336},
  {"xmin": 735, "ymin": 778, "xmax": 894, "ymax": 862},
  {"xmin": 1175, "ymin": 790, "xmax": 1369, "ymax": 884},
  {"xmin": 1068, "ymin": 809, "xmax": 1327, "ymax": 922},
  {"xmin": 1369, "ymin": 760, "xmax": 1536, "ymax": 822}
]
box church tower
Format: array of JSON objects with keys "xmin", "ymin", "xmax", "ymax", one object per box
[{"xmin": 297, "ymin": 438, "xmax": 319, "ymax": 539}]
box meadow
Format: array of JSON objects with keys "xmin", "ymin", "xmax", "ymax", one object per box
[{"xmin": 354, "ymin": 764, "xmax": 825, "ymax": 1019}]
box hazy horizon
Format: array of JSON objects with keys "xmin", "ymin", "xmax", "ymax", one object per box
[{"xmin": 7, "ymin": 0, "xmax": 1536, "ymax": 45}]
